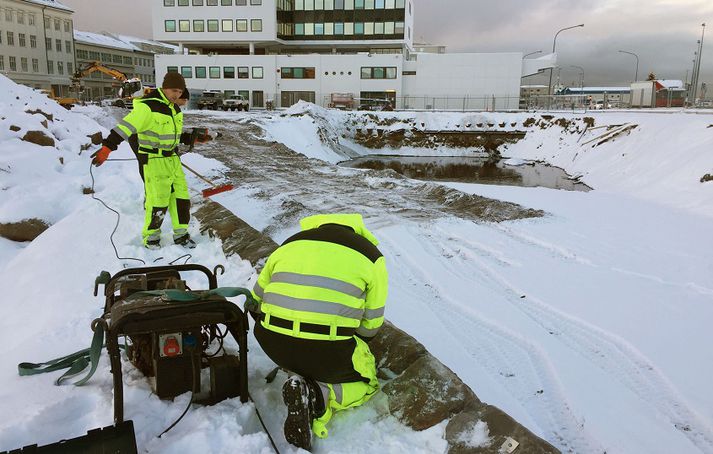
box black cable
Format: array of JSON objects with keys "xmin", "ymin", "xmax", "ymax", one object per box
[
  {"xmin": 158, "ymin": 351, "xmax": 196, "ymax": 438},
  {"xmin": 169, "ymin": 253, "xmax": 192, "ymax": 265},
  {"xmin": 249, "ymin": 391, "xmax": 281, "ymax": 454},
  {"xmin": 88, "ymin": 161, "xmax": 145, "ymax": 265}
]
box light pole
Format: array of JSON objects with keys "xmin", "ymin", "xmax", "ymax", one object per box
[
  {"xmin": 548, "ymin": 24, "xmax": 584, "ymax": 95},
  {"xmin": 523, "ymin": 50, "xmax": 543, "ymax": 59},
  {"xmin": 618, "ymin": 50, "xmax": 639, "ymax": 82},
  {"xmin": 692, "ymin": 23, "xmax": 706, "ymax": 103}
]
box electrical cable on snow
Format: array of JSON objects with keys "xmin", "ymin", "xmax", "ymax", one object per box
[{"xmin": 248, "ymin": 391, "xmax": 281, "ymax": 454}]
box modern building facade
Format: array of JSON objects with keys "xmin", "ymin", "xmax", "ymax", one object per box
[
  {"xmin": 151, "ymin": 0, "xmax": 549, "ymax": 109},
  {"xmin": 0, "ymin": 0, "xmax": 75, "ymax": 95}
]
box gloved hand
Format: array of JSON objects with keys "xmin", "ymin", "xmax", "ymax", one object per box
[
  {"xmin": 91, "ymin": 146, "xmax": 112, "ymax": 166},
  {"xmin": 244, "ymin": 295, "xmax": 261, "ymax": 314},
  {"xmin": 194, "ymin": 128, "xmax": 212, "ymax": 143}
]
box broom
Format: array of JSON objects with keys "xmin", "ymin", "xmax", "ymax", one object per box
[{"xmin": 182, "ymin": 128, "xmax": 234, "ymax": 198}]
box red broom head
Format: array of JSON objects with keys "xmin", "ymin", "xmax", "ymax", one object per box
[{"xmin": 202, "ymin": 184, "xmax": 234, "ymax": 198}]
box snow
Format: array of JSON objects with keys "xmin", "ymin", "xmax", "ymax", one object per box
[
  {"xmin": 1, "ymin": 75, "xmax": 713, "ymax": 454},
  {"xmin": 74, "ymin": 30, "xmax": 138, "ymax": 51}
]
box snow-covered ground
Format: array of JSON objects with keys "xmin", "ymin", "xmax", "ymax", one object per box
[{"xmin": 1, "ymin": 76, "xmax": 712, "ymax": 453}]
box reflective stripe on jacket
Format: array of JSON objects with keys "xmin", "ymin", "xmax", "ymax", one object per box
[
  {"xmin": 252, "ymin": 215, "xmax": 388, "ymax": 341},
  {"xmin": 111, "ymin": 89, "xmax": 183, "ymax": 154}
]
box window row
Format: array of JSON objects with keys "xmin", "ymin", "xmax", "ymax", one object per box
[
  {"xmin": 0, "ymin": 55, "xmax": 73, "ymax": 75},
  {"xmin": 164, "ymin": 0, "xmax": 262, "ymax": 6},
  {"xmin": 280, "ymin": 67, "xmax": 315, "ymax": 79},
  {"xmin": 1, "ymin": 8, "xmax": 37, "ymax": 25},
  {"xmin": 165, "ymin": 18, "xmax": 262, "ymax": 32},
  {"xmin": 47, "ymin": 60, "xmax": 73, "ymax": 75},
  {"xmin": 279, "ymin": 0, "xmax": 406, "ymax": 10},
  {"xmin": 42, "ymin": 16, "xmax": 72, "ymax": 32},
  {"xmin": 360, "ymin": 66, "xmax": 397, "ymax": 79},
  {"xmin": 169, "ymin": 65, "xmax": 264, "ymax": 79},
  {"xmin": 280, "ymin": 20, "xmax": 404, "ymax": 36}
]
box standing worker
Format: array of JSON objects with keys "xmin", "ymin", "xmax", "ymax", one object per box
[
  {"xmin": 248, "ymin": 213, "xmax": 388, "ymax": 450},
  {"xmin": 92, "ymin": 73, "xmax": 206, "ymax": 249}
]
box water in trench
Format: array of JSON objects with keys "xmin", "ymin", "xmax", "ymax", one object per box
[{"xmin": 340, "ymin": 155, "xmax": 592, "ymax": 192}]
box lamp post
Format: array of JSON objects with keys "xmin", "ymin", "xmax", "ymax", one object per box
[
  {"xmin": 692, "ymin": 23, "xmax": 706, "ymax": 103},
  {"xmin": 548, "ymin": 24, "xmax": 584, "ymax": 95},
  {"xmin": 618, "ymin": 50, "xmax": 639, "ymax": 82},
  {"xmin": 523, "ymin": 50, "xmax": 543, "ymax": 59}
]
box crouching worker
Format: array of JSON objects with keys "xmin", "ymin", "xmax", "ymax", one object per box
[
  {"xmin": 248, "ymin": 213, "xmax": 388, "ymax": 450},
  {"xmin": 91, "ymin": 73, "xmax": 206, "ymax": 249}
]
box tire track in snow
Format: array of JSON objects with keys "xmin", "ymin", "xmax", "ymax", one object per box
[
  {"xmin": 379, "ymin": 225, "xmax": 603, "ymax": 454},
  {"xmin": 429, "ymin": 223, "xmax": 713, "ymax": 453}
]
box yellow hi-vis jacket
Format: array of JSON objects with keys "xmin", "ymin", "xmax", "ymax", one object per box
[
  {"xmin": 105, "ymin": 89, "xmax": 184, "ymax": 155},
  {"xmin": 252, "ymin": 214, "xmax": 388, "ymax": 341}
]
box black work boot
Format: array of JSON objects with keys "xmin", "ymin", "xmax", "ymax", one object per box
[
  {"xmin": 282, "ymin": 376, "xmax": 314, "ymax": 451},
  {"xmin": 173, "ymin": 233, "xmax": 196, "ymax": 249},
  {"xmin": 145, "ymin": 238, "xmax": 160, "ymax": 250}
]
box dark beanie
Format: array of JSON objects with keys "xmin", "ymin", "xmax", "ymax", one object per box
[
  {"xmin": 162, "ymin": 72, "xmax": 186, "ymax": 90},
  {"xmin": 180, "ymin": 89, "xmax": 190, "ymax": 100}
]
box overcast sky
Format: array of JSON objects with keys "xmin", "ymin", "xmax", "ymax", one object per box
[{"xmin": 62, "ymin": 0, "xmax": 713, "ymax": 91}]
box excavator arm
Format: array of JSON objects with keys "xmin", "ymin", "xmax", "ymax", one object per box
[{"xmin": 72, "ymin": 61, "xmax": 128, "ymax": 83}]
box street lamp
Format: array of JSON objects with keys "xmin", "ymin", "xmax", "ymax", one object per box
[
  {"xmin": 548, "ymin": 24, "xmax": 584, "ymax": 95},
  {"xmin": 523, "ymin": 50, "xmax": 543, "ymax": 59},
  {"xmin": 618, "ymin": 50, "xmax": 639, "ymax": 82}
]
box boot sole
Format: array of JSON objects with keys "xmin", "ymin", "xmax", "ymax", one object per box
[{"xmin": 282, "ymin": 380, "xmax": 312, "ymax": 451}]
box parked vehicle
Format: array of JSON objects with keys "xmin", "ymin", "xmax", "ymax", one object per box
[
  {"xmin": 328, "ymin": 93, "xmax": 355, "ymax": 110},
  {"xmin": 197, "ymin": 90, "xmax": 225, "ymax": 110},
  {"xmin": 357, "ymin": 98, "xmax": 394, "ymax": 111},
  {"xmin": 223, "ymin": 94, "xmax": 249, "ymax": 111}
]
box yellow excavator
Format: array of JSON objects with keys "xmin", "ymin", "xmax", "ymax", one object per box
[{"xmin": 72, "ymin": 61, "xmax": 151, "ymax": 107}]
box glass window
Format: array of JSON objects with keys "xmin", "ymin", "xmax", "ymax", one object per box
[
  {"xmin": 222, "ymin": 19, "xmax": 233, "ymax": 31},
  {"xmin": 236, "ymin": 19, "xmax": 248, "ymax": 31},
  {"xmin": 179, "ymin": 20, "xmax": 190, "ymax": 31},
  {"xmin": 207, "ymin": 19, "xmax": 219, "ymax": 31},
  {"xmin": 251, "ymin": 19, "xmax": 262, "ymax": 31},
  {"xmin": 236, "ymin": 0, "xmax": 247, "ymax": 4},
  {"xmin": 395, "ymin": 0, "xmax": 404, "ymax": 6},
  {"xmin": 305, "ymin": 23, "xmax": 314, "ymax": 35},
  {"xmin": 54, "ymin": 18, "xmax": 60, "ymax": 30},
  {"xmin": 223, "ymin": 66, "xmax": 235, "ymax": 78},
  {"xmin": 207, "ymin": 0, "xmax": 218, "ymax": 5},
  {"xmin": 167, "ymin": 66, "xmax": 179, "ymax": 73},
  {"xmin": 221, "ymin": 0, "xmax": 232, "ymax": 4},
  {"xmin": 305, "ymin": 0, "xmax": 314, "ymax": 9},
  {"xmin": 28, "ymin": 14, "xmax": 35, "ymax": 25},
  {"xmin": 30, "ymin": 35, "xmax": 37, "ymax": 48},
  {"xmin": 361, "ymin": 67, "xmax": 371, "ymax": 79},
  {"xmin": 47, "ymin": 59, "xmax": 53, "ymax": 74},
  {"xmin": 123, "ymin": 56, "xmax": 132, "ymax": 64},
  {"xmin": 66, "ymin": 41, "xmax": 71, "ymax": 53},
  {"xmin": 250, "ymin": 0, "xmax": 262, "ymax": 4},
  {"xmin": 193, "ymin": 0, "xmax": 204, "ymax": 5},
  {"xmin": 374, "ymin": 22, "xmax": 384, "ymax": 34},
  {"xmin": 315, "ymin": 23, "xmax": 324, "ymax": 35},
  {"xmin": 344, "ymin": 22, "xmax": 354, "ymax": 34},
  {"xmin": 57, "ymin": 61, "xmax": 63, "ymax": 74},
  {"xmin": 355, "ymin": 0, "xmax": 364, "ymax": 8},
  {"xmin": 252, "ymin": 66, "xmax": 263, "ymax": 78},
  {"xmin": 7, "ymin": 32, "xmax": 14, "ymax": 46},
  {"xmin": 17, "ymin": 11, "xmax": 24, "ymax": 24},
  {"xmin": 365, "ymin": 22, "xmax": 374, "ymax": 34},
  {"xmin": 64, "ymin": 20, "xmax": 70, "ymax": 32},
  {"xmin": 67, "ymin": 62, "xmax": 72, "ymax": 74},
  {"xmin": 181, "ymin": 66, "xmax": 192, "ymax": 78},
  {"xmin": 325, "ymin": 0, "xmax": 334, "ymax": 8},
  {"xmin": 44, "ymin": 16, "xmax": 49, "ymax": 28},
  {"xmin": 195, "ymin": 66, "xmax": 207, "ymax": 78},
  {"xmin": 334, "ymin": 0, "xmax": 343, "ymax": 8},
  {"xmin": 46, "ymin": 37, "xmax": 51, "ymax": 48},
  {"xmin": 209, "ymin": 66, "xmax": 220, "ymax": 78},
  {"xmin": 385, "ymin": 0, "xmax": 394, "ymax": 7},
  {"xmin": 334, "ymin": 22, "xmax": 343, "ymax": 34},
  {"xmin": 21, "ymin": 57, "xmax": 28, "ymax": 72},
  {"xmin": 386, "ymin": 67, "xmax": 397, "ymax": 79},
  {"xmin": 365, "ymin": 0, "xmax": 374, "ymax": 7},
  {"xmin": 237, "ymin": 66, "xmax": 249, "ymax": 78},
  {"xmin": 373, "ymin": 67, "xmax": 384, "ymax": 78},
  {"xmin": 178, "ymin": 0, "xmax": 189, "ymax": 5},
  {"xmin": 354, "ymin": 22, "xmax": 364, "ymax": 34},
  {"xmin": 238, "ymin": 90, "xmax": 249, "ymax": 100},
  {"xmin": 395, "ymin": 21, "xmax": 404, "ymax": 34},
  {"xmin": 164, "ymin": 0, "xmax": 175, "ymax": 5},
  {"xmin": 32, "ymin": 58, "xmax": 39, "ymax": 72},
  {"xmin": 345, "ymin": 0, "xmax": 354, "ymax": 9},
  {"xmin": 295, "ymin": 0, "xmax": 304, "ymax": 9},
  {"xmin": 112, "ymin": 54, "xmax": 122, "ymax": 63},
  {"xmin": 193, "ymin": 20, "xmax": 205, "ymax": 31},
  {"xmin": 19, "ymin": 33, "xmax": 25, "ymax": 47},
  {"xmin": 315, "ymin": 0, "xmax": 324, "ymax": 8},
  {"xmin": 325, "ymin": 22, "xmax": 334, "ymax": 34},
  {"xmin": 281, "ymin": 67, "xmax": 293, "ymax": 78},
  {"xmin": 295, "ymin": 23, "xmax": 304, "ymax": 35},
  {"xmin": 9, "ymin": 56, "xmax": 16, "ymax": 71},
  {"xmin": 55, "ymin": 39, "xmax": 61, "ymax": 52},
  {"xmin": 165, "ymin": 20, "xmax": 176, "ymax": 32},
  {"xmin": 384, "ymin": 21, "xmax": 394, "ymax": 34}
]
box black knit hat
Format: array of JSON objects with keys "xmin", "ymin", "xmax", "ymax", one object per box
[
  {"xmin": 180, "ymin": 89, "xmax": 190, "ymax": 100},
  {"xmin": 162, "ymin": 72, "xmax": 186, "ymax": 90}
]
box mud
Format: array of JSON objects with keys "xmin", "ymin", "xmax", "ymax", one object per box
[
  {"xmin": 354, "ymin": 129, "xmax": 526, "ymax": 153},
  {"xmin": 186, "ymin": 116, "xmax": 544, "ymax": 228}
]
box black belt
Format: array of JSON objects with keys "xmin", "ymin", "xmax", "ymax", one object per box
[
  {"xmin": 266, "ymin": 315, "xmax": 356, "ymax": 337},
  {"xmin": 139, "ymin": 147, "xmax": 176, "ymax": 157}
]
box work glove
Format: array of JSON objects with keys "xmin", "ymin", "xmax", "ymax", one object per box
[
  {"xmin": 194, "ymin": 128, "xmax": 212, "ymax": 144},
  {"xmin": 91, "ymin": 146, "xmax": 112, "ymax": 167}
]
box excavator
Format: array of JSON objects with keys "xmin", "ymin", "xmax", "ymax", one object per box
[{"xmin": 71, "ymin": 61, "xmax": 151, "ymax": 107}]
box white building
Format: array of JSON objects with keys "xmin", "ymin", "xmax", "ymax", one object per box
[
  {"xmin": 0, "ymin": 0, "xmax": 75, "ymax": 95},
  {"xmin": 151, "ymin": 0, "xmax": 552, "ymax": 109}
]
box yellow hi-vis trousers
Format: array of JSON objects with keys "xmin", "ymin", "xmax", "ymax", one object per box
[{"xmin": 141, "ymin": 154, "xmax": 190, "ymax": 245}]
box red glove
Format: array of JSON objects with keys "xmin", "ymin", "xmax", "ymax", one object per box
[
  {"xmin": 194, "ymin": 128, "xmax": 212, "ymax": 143},
  {"xmin": 91, "ymin": 146, "xmax": 111, "ymax": 166}
]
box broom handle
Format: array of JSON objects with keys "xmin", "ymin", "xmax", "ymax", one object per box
[{"xmin": 181, "ymin": 162, "xmax": 216, "ymax": 188}]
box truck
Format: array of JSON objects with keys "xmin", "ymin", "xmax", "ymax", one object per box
[
  {"xmin": 328, "ymin": 92, "xmax": 355, "ymax": 110},
  {"xmin": 197, "ymin": 90, "xmax": 225, "ymax": 110},
  {"xmin": 223, "ymin": 94, "xmax": 249, "ymax": 111}
]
